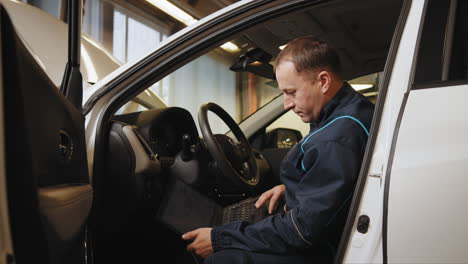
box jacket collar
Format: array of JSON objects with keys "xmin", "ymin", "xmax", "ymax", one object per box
[{"xmin": 309, "ymin": 81, "xmax": 353, "ymax": 130}]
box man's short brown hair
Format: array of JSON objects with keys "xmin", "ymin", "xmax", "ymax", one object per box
[{"xmin": 275, "ymin": 36, "xmax": 342, "ymax": 77}]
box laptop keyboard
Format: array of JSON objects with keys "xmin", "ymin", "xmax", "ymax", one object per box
[
  {"xmin": 222, "ymin": 195, "xmax": 285, "ymax": 225},
  {"xmin": 227, "ymin": 198, "xmax": 257, "ymax": 222},
  {"xmin": 223, "ymin": 197, "xmax": 258, "ymax": 223}
]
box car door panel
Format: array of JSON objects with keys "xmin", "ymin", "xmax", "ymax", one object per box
[
  {"xmin": 387, "ymin": 86, "xmax": 468, "ymax": 263},
  {"xmin": 1, "ymin": 6, "xmax": 91, "ymax": 264},
  {"xmin": 38, "ymin": 184, "xmax": 93, "ymax": 243}
]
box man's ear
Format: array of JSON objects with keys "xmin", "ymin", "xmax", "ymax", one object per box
[{"xmin": 318, "ymin": 71, "xmax": 331, "ymax": 94}]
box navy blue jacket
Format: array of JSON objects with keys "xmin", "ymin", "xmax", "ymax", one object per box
[{"xmin": 211, "ymin": 82, "xmax": 374, "ymax": 254}]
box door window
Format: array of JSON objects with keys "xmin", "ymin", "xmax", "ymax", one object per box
[{"xmin": 413, "ymin": 0, "xmax": 468, "ymax": 87}]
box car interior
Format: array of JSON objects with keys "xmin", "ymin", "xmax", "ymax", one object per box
[
  {"xmin": 2, "ymin": 0, "xmax": 404, "ymax": 263},
  {"xmin": 91, "ymin": 0, "xmax": 404, "ymax": 263}
]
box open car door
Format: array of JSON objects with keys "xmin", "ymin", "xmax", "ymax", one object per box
[{"xmin": 1, "ymin": 1, "xmax": 92, "ymax": 263}]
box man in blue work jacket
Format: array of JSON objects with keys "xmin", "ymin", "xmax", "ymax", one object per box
[{"xmin": 182, "ymin": 36, "xmax": 375, "ymax": 263}]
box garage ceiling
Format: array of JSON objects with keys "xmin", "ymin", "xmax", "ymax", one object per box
[
  {"xmin": 109, "ymin": 0, "xmax": 239, "ymax": 34},
  {"xmin": 169, "ymin": 0, "xmax": 239, "ymax": 18}
]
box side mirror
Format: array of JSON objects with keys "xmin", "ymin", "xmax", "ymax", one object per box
[
  {"xmin": 230, "ymin": 48, "xmax": 276, "ymax": 80},
  {"xmin": 262, "ymin": 128, "xmax": 302, "ymax": 149}
]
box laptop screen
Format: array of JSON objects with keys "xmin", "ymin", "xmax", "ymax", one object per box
[{"xmin": 156, "ymin": 178, "xmax": 222, "ymax": 234}]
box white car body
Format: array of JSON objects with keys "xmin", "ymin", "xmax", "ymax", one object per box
[{"xmin": 1, "ymin": 0, "xmax": 467, "ymax": 263}]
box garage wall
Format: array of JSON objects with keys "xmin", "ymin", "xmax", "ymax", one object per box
[{"xmin": 23, "ymin": 0, "xmax": 62, "ymax": 18}]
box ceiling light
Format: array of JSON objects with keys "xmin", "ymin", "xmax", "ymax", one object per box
[
  {"xmin": 279, "ymin": 45, "xmax": 287, "ymax": 50},
  {"xmin": 220, "ymin": 42, "xmax": 240, "ymax": 53},
  {"xmin": 363, "ymin": 91, "xmax": 378, "ymax": 97},
  {"xmin": 145, "ymin": 0, "xmax": 197, "ymax": 26},
  {"xmin": 351, "ymin": 84, "xmax": 374, "ymax": 91},
  {"xmin": 146, "ymin": 0, "xmax": 239, "ymax": 53}
]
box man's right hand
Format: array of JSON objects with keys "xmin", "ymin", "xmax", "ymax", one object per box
[{"xmin": 255, "ymin": 184, "xmax": 286, "ymax": 214}]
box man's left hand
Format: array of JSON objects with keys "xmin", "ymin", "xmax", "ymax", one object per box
[{"xmin": 182, "ymin": 228, "xmax": 213, "ymax": 258}]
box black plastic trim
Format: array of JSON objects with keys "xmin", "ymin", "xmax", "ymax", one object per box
[
  {"xmin": 334, "ymin": 0, "xmax": 412, "ymax": 263},
  {"xmin": 382, "ymin": 91, "xmax": 409, "ymax": 263},
  {"xmin": 409, "ymin": 0, "xmax": 441, "ymax": 92},
  {"xmin": 441, "ymin": 0, "xmax": 458, "ymax": 81},
  {"xmin": 60, "ymin": 0, "xmax": 83, "ymax": 109}
]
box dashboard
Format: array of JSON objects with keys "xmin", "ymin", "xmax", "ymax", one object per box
[{"xmin": 112, "ymin": 107, "xmax": 199, "ymax": 158}]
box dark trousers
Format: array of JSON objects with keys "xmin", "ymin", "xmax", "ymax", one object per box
[{"xmin": 204, "ymin": 249, "xmax": 318, "ymax": 264}]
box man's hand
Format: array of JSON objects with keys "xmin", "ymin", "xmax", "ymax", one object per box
[
  {"xmin": 255, "ymin": 184, "xmax": 286, "ymax": 214},
  {"xmin": 182, "ymin": 228, "xmax": 213, "ymax": 258}
]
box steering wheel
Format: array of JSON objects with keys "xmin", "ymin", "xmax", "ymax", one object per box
[{"xmin": 198, "ymin": 102, "xmax": 259, "ymax": 187}]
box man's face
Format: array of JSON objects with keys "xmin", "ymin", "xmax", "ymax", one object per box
[{"xmin": 276, "ymin": 60, "xmax": 324, "ymax": 123}]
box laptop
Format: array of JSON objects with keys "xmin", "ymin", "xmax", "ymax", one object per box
[{"xmin": 156, "ymin": 178, "xmax": 284, "ymax": 235}]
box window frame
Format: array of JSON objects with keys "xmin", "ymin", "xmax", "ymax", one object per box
[{"xmin": 412, "ymin": 0, "xmax": 468, "ymax": 90}]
